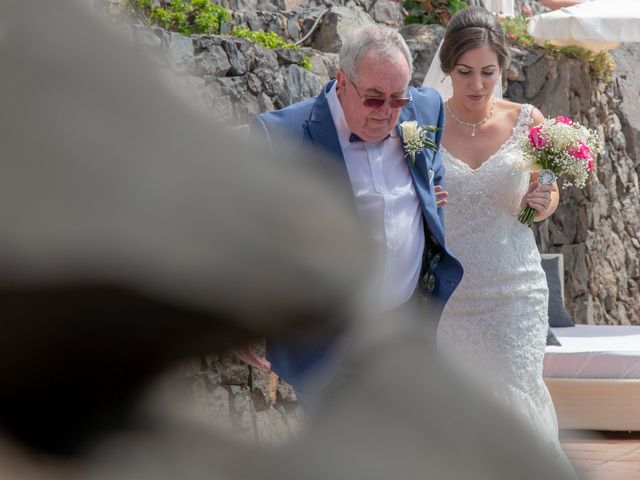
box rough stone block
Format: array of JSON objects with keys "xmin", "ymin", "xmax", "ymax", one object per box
[
  {"xmin": 161, "ymin": 31, "xmax": 195, "ymax": 73},
  {"xmin": 279, "ymin": 64, "xmax": 324, "ymax": 106},
  {"xmin": 370, "ymin": 0, "xmax": 403, "ymax": 26},
  {"xmin": 400, "ymin": 24, "xmax": 445, "ymax": 87},
  {"xmin": 223, "ymin": 39, "xmax": 247, "ymax": 76},
  {"xmin": 250, "ymin": 369, "xmax": 278, "ymax": 411},
  {"xmin": 310, "ymin": 6, "xmax": 374, "ymax": 54},
  {"xmin": 217, "ymin": 354, "xmax": 250, "ymax": 385},
  {"xmin": 255, "ymin": 407, "xmax": 291, "ymax": 444},
  {"xmin": 196, "ymin": 45, "xmax": 231, "ymax": 77}
]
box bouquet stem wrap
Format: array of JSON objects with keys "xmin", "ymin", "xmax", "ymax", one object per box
[{"xmin": 518, "ymin": 169, "xmax": 556, "ymax": 227}]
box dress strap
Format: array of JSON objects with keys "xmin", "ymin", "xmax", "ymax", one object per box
[{"xmin": 514, "ymin": 103, "xmax": 535, "ymax": 137}]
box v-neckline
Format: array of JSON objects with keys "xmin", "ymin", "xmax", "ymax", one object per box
[
  {"xmin": 440, "ymin": 135, "xmax": 512, "ymax": 173},
  {"xmin": 441, "ymin": 104, "xmax": 530, "ymax": 173}
]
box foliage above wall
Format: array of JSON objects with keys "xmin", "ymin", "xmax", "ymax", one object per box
[
  {"xmin": 402, "ymin": 0, "xmax": 468, "ymax": 26},
  {"xmin": 125, "ymin": 1, "xmax": 311, "ymax": 71},
  {"xmin": 231, "ymin": 26, "xmax": 312, "ymax": 71},
  {"xmin": 127, "ymin": 0, "xmax": 230, "ymax": 35},
  {"xmin": 502, "ymin": 13, "xmax": 616, "ymax": 82},
  {"xmin": 231, "ymin": 26, "xmax": 297, "ymax": 49}
]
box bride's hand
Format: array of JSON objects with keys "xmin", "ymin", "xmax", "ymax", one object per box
[
  {"xmin": 523, "ymin": 182, "xmax": 555, "ymax": 221},
  {"xmin": 435, "ymin": 185, "xmax": 448, "ymax": 208}
]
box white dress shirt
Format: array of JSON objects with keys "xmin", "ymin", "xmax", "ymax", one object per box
[{"xmin": 326, "ymin": 83, "xmax": 424, "ymax": 311}]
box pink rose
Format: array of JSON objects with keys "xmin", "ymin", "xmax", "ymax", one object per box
[
  {"xmin": 555, "ymin": 116, "xmax": 573, "ymax": 125},
  {"xmin": 528, "ymin": 125, "xmax": 547, "ymax": 149},
  {"xmin": 568, "ymin": 141, "xmax": 591, "ymax": 160},
  {"xmin": 587, "ymin": 159, "xmax": 595, "ymax": 171}
]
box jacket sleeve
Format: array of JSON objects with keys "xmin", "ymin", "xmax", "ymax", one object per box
[{"xmin": 250, "ymin": 114, "xmax": 274, "ymax": 153}]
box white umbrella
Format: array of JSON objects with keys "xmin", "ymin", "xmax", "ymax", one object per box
[{"xmin": 527, "ymin": 0, "xmax": 640, "ymax": 51}]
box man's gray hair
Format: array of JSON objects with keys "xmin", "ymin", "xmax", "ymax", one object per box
[{"xmin": 339, "ymin": 25, "xmax": 413, "ymax": 83}]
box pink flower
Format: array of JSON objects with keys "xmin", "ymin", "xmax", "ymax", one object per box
[
  {"xmin": 528, "ymin": 125, "xmax": 548, "ymax": 149},
  {"xmin": 587, "ymin": 159, "xmax": 595, "ymax": 171},
  {"xmin": 506, "ymin": 33, "xmax": 517, "ymax": 41},
  {"xmin": 568, "ymin": 141, "xmax": 592, "ymax": 160},
  {"xmin": 555, "ymin": 116, "xmax": 573, "ymax": 125}
]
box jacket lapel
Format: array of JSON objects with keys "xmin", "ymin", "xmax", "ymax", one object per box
[
  {"xmin": 398, "ymin": 97, "xmax": 445, "ymax": 247},
  {"xmin": 304, "ymin": 81, "xmax": 347, "ymax": 172}
]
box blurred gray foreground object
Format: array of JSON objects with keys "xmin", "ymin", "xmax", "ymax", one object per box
[
  {"xmin": 0, "ymin": 2, "xmax": 578, "ymax": 480},
  {"xmin": 0, "ymin": 0, "xmax": 370, "ymax": 455},
  {"xmin": 87, "ymin": 320, "xmax": 577, "ymax": 480}
]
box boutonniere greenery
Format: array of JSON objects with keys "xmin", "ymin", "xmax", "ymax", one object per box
[{"xmin": 400, "ymin": 120, "xmax": 439, "ymax": 168}]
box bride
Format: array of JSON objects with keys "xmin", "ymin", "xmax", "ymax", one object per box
[{"xmin": 424, "ymin": 6, "xmax": 564, "ymax": 448}]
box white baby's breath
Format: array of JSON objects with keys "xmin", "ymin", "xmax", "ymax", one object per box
[
  {"xmin": 520, "ymin": 117, "xmax": 602, "ymax": 189},
  {"xmin": 518, "ymin": 115, "xmax": 603, "ymax": 227},
  {"xmin": 544, "ymin": 122, "xmax": 576, "ymax": 151}
]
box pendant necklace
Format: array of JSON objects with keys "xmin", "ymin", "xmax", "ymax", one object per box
[{"xmin": 446, "ymin": 99, "xmax": 495, "ymax": 137}]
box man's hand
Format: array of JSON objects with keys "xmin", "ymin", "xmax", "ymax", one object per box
[
  {"xmin": 435, "ymin": 185, "xmax": 448, "ymax": 208},
  {"xmin": 234, "ymin": 346, "xmax": 272, "ymax": 371}
]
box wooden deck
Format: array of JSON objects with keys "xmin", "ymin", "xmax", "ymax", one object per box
[{"xmin": 561, "ymin": 430, "xmax": 640, "ymax": 479}]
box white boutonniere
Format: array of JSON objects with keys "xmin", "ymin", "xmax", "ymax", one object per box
[{"xmin": 400, "ymin": 120, "xmax": 439, "ymax": 168}]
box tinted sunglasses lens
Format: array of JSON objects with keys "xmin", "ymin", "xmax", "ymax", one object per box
[
  {"xmin": 362, "ymin": 98, "xmax": 386, "ymax": 108},
  {"xmin": 362, "ymin": 98, "xmax": 411, "ymax": 108},
  {"xmin": 390, "ymin": 98, "xmax": 411, "ymax": 108}
]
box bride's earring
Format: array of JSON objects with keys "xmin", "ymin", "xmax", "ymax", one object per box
[{"xmin": 440, "ymin": 74, "xmax": 447, "ymax": 83}]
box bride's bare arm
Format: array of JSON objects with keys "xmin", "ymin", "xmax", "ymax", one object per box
[{"xmin": 524, "ymin": 107, "xmax": 560, "ymax": 222}]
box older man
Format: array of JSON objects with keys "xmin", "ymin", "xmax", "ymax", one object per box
[{"xmin": 251, "ymin": 25, "xmax": 463, "ymax": 404}]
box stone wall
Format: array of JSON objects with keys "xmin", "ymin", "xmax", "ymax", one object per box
[
  {"xmin": 179, "ymin": 344, "xmax": 303, "ymax": 444},
  {"xmin": 504, "ymin": 45, "xmax": 640, "ymax": 326},
  {"xmin": 120, "ymin": 5, "xmax": 387, "ymax": 124}
]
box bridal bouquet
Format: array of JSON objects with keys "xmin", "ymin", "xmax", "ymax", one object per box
[{"xmin": 518, "ymin": 115, "xmax": 602, "ymax": 227}]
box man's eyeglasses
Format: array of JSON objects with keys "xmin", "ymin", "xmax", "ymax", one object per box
[{"xmin": 346, "ymin": 76, "xmax": 412, "ymax": 109}]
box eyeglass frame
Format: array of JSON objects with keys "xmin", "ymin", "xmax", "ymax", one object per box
[{"xmin": 345, "ymin": 75, "xmax": 412, "ymax": 110}]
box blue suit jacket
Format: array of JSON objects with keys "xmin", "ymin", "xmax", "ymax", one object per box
[{"xmin": 251, "ymin": 81, "xmax": 463, "ymax": 389}]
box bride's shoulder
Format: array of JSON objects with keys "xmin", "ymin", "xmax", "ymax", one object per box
[
  {"xmin": 495, "ymin": 99, "xmax": 544, "ymax": 126},
  {"xmin": 495, "ymin": 98, "xmax": 521, "ymax": 117}
]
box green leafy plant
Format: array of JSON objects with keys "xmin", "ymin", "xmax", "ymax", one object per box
[
  {"xmin": 232, "ymin": 27, "xmax": 314, "ymax": 72},
  {"xmin": 589, "ymin": 50, "xmax": 616, "ymax": 82},
  {"xmin": 231, "ymin": 26, "xmax": 298, "ymax": 49},
  {"xmin": 501, "ymin": 14, "xmax": 537, "ymax": 48},
  {"xmin": 300, "ymin": 56, "xmax": 313, "ymax": 72},
  {"xmin": 126, "ymin": 1, "xmax": 311, "ymax": 71},
  {"xmin": 547, "ymin": 44, "xmax": 616, "ymax": 82},
  {"xmin": 403, "ymin": 0, "xmax": 468, "ymax": 27},
  {"xmin": 131, "ymin": 0, "xmax": 152, "ymax": 8},
  {"xmin": 502, "ymin": 14, "xmax": 616, "ymax": 82},
  {"xmin": 127, "ymin": 0, "xmax": 230, "ymax": 35}
]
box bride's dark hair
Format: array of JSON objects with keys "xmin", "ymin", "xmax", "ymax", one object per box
[{"xmin": 439, "ymin": 6, "xmax": 509, "ymax": 74}]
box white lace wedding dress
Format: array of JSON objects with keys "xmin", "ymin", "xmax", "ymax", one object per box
[{"xmin": 437, "ymin": 104, "xmax": 560, "ymax": 446}]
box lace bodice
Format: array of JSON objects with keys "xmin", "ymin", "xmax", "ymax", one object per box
[{"xmin": 437, "ymin": 104, "xmax": 559, "ymax": 444}]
